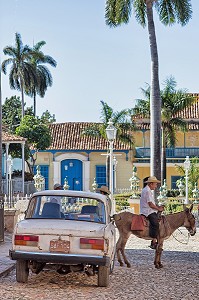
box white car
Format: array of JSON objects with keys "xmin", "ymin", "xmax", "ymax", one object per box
[{"xmin": 10, "ymin": 190, "xmax": 116, "ymax": 287}]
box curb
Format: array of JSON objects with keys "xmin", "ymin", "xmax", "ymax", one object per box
[{"xmin": 0, "ymin": 263, "xmax": 16, "ymax": 278}]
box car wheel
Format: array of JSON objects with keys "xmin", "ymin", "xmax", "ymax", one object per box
[
  {"xmin": 16, "ymin": 260, "xmax": 29, "ymax": 283},
  {"xmin": 98, "ymin": 265, "xmax": 109, "ymax": 287}
]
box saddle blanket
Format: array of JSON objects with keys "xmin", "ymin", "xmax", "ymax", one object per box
[{"xmin": 131, "ymin": 214, "xmax": 148, "ymax": 231}]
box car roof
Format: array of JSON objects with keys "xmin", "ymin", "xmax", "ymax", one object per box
[{"xmin": 31, "ymin": 190, "xmax": 108, "ymax": 204}]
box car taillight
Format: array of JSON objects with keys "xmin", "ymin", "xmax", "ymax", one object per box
[
  {"xmin": 14, "ymin": 235, "xmax": 39, "ymax": 246},
  {"xmin": 80, "ymin": 238, "xmax": 104, "ymax": 250}
]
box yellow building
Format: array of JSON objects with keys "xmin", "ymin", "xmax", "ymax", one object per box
[
  {"xmin": 34, "ymin": 94, "xmax": 199, "ymax": 192},
  {"xmin": 34, "ymin": 122, "xmax": 134, "ymax": 192},
  {"xmin": 133, "ymin": 93, "xmax": 199, "ymax": 190}
]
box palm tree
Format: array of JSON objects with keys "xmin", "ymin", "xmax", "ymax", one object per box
[
  {"xmin": 83, "ymin": 100, "xmax": 135, "ymax": 187},
  {"xmin": 25, "ymin": 41, "xmax": 57, "ymax": 116},
  {"xmin": 83, "ymin": 100, "xmax": 135, "ymax": 146},
  {"xmin": 132, "ymin": 76, "xmax": 195, "ymax": 184},
  {"xmin": 1, "ymin": 33, "xmax": 37, "ymax": 117},
  {"xmin": 105, "ymin": 0, "xmax": 192, "ymax": 182}
]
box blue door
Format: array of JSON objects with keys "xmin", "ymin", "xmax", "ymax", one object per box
[{"xmin": 61, "ymin": 159, "xmax": 82, "ymax": 191}]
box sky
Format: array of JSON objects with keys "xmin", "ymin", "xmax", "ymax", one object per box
[{"xmin": 0, "ymin": 0, "xmax": 199, "ymax": 123}]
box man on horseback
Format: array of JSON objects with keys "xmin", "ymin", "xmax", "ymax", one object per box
[{"xmin": 140, "ymin": 176, "xmax": 165, "ymax": 249}]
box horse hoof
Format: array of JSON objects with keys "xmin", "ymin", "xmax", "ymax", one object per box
[
  {"xmin": 127, "ymin": 264, "xmax": 131, "ymax": 268},
  {"xmin": 119, "ymin": 263, "xmax": 124, "ymax": 267},
  {"xmin": 155, "ymin": 263, "xmax": 163, "ymax": 269}
]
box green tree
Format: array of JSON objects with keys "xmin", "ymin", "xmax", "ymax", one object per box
[
  {"xmin": 1, "ymin": 33, "xmax": 38, "ymax": 117},
  {"xmin": 16, "ymin": 115, "xmax": 52, "ymax": 173},
  {"xmin": 105, "ymin": 0, "xmax": 192, "ymax": 182},
  {"xmin": 25, "ymin": 40, "xmax": 57, "ymax": 116},
  {"xmin": 132, "ymin": 76, "xmax": 195, "ymax": 184},
  {"xmin": 2, "ymin": 96, "xmax": 55, "ymax": 173},
  {"xmin": 40, "ymin": 110, "xmax": 56, "ymax": 125},
  {"xmin": 2, "ymin": 96, "xmax": 34, "ymax": 133},
  {"xmin": 83, "ymin": 100, "xmax": 134, "ymax": 146}
]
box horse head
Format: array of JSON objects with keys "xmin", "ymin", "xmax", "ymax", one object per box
[{"xmin": 183, "ymin": 204, "xmax": 196, "ymax": 236}]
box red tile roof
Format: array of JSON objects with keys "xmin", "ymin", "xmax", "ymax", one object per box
[
  {"xmin": 48, "ymin": 122, "xmax": 131, "ymax": 151},
  {"xmin": 133, "ymin": 93, "xmax": 199, "ymax": 130},
  {"xmin": 1, "ymin": 127, "xmax": 26, "ymax": 143}
]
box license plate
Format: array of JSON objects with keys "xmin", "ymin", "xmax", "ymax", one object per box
[{"xmin": 50, "ymin": 239, "xmax": 70, "ymax": 253}]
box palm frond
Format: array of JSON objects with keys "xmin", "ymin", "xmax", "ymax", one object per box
[
  {"xmin": 133, "ymin": 0, "xmax": 146, "ymax": 27},
  {"xmin": 105, "ymin": 0, "xmax": 132, "ymax": 27}
]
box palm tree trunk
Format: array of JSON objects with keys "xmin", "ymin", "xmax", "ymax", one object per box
[
  {"xmin": 0, "ymin": 63, "xmax": 2, "ymax": 194},
  {"xmin": 161, "ymin": 127, "xmax": 166, "ymax": 185},
  {"xmin": 146, "ymin": 2, "xmax": 162, "ymax": 187},
  {"xmin": 20, "ymin": 77, "xmax": 25, "ymax": 118},
  {"xmin": 33, "ymin": 89, "xmax": 36, "ymax": 116}
]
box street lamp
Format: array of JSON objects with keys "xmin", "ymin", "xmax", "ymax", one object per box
[
  {"xmin": 106, "ymin": 119, "xmax": 117, "ymax": 214},
  {"xmin": 184, "ymin": 156, "xmax": 190, "ymax": 205}
]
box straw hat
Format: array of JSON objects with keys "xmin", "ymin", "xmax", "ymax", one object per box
[
  {"xmin": 96, "ymin": 186, "xmax": 111, "ymax": 195},
  {"xmin": 145, "ymin": 176, "xmax": 160, "ymax": 183}
]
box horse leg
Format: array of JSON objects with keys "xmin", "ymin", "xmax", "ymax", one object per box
[
  {"xmin": 154, "ymin": 240, "xmax": 164, "ymax": 269},
  {"xmin": 120, "ymin": 232, "xmax": 131, "ymax": 268},
  {"xmin": 116, "ymin": 235, "xmax": 124, "ymax": 267}
]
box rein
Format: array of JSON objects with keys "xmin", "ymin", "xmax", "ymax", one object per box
[
  {"xmin": 171, "ymin": 229, "xmax": 190, "ymax": 245},
  {"xmin": 162, "ymin": 213, "xmax": 191, "ymax": 245}
]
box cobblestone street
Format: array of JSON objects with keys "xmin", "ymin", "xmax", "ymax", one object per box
[{"xmin": 0, "ymin": 228, "xmax": 198, "ymax": 300}]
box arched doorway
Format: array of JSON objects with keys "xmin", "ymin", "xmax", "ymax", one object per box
[{"xmin": 61, "ymin": 159, "xmax": 82, "ymax": 191}]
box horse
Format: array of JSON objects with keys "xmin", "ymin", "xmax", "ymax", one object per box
[{"xmin": 113, "ymin": 204, "xmax": 196, "ymax": 269}]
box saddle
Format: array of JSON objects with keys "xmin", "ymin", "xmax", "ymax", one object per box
[{"xmin": 131, "ymin": 214, "xmax": 148, "ymax": 231}]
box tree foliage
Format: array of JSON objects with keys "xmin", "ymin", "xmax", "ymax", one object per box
[
  {"xmin": 2, "ymin": 96, "xmax": 55, "ymax": 173},
  {"xmin": 1, "ymin": 33, "xmax": 57, "ymax": 117},
  {"xmin": 105, "ymin": 0, "xmax": 193, "ymax": 186},
  {"xmin": 2, "ymin": 33, "xmax": 37, "ymax": 117},
  {"xmin": 25, "ymin": 40, "xmax": 57, "ymax": 115},
  {"xmin": 16, "ymin": 115, "xmax": 52, "ymax": 173},
  {"xmin": 2, "ymin": 96, "xmax": 34, "ymax": 133},
  {"xmin": 83, "ymin": 100, "xmax": 135, "ymax": 147},
  {"xmin": 132, "ymin": 76, "xmax": 195, "ymax": 183}
]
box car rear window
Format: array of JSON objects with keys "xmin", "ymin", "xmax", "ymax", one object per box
[{"xmin": 25, "ymin": 195, "xmax": 106, "ymax": 223}]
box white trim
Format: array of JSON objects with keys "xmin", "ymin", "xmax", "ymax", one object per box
[{"xmin": 53, "ymin": 153, "xmax": 90, "ymax": 191}]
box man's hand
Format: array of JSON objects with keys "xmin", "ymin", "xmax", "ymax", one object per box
[{"xmin": 158, "ymin": 205, "xmax": 165, "ymax": 212}]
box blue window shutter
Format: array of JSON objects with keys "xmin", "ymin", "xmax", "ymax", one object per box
[
  {"xmin": 96, "ymin": 165, "xmax": 106, "ymax": 187},
  {"xmin": 33, "ymin": 165, "xmax": 49, "ymax": 190}
]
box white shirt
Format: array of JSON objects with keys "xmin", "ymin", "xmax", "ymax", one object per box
[{"xmin": 140, "ymin": 185, "xmax": 158, "ymax": 216}]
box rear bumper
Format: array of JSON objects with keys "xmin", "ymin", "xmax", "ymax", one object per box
[{"xmin": 9, "ymin": 250, "xmax": 110, "ymax": 266}]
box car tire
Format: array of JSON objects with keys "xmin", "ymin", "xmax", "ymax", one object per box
[
  {"xmin": 16, "ymin": 260, "xmax": 29, "ymax": 283},
  {"xmin": 98, "ymin": 265, "xmax": 109, "ymax": 287}
]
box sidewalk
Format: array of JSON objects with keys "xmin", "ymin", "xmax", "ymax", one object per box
[{"xmin": 0, "ymin": 232, "xmax": 16, "ymax": 277}]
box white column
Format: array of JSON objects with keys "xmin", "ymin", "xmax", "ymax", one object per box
[
  {"xmin": 109, "ymin": 141, "xmax": 115, "ymax": 214},
  {"xmin": 185, "ymin": 168, "xmax": 189, "ymax": 204},
  {"xmin": 53, "ymin": 161, "xmax": 60, "ymax": 186}
]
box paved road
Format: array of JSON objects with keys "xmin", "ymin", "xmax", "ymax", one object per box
[{"xmin": 0, "ymin": 228, "xmax": 198, "ymax": 300}]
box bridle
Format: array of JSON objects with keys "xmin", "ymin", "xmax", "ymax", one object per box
[{"xmin": 184, "ymin": 211, "xmax": 196, "ymax": 236}]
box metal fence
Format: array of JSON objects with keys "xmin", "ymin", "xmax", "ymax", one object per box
[
  {"xmin": 1, "ymin": 179, "xmax": 36, "ymax": 195},
  {"xmin": 0, "ymin": 195, "xmax": 4, "ymax": 242}
]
